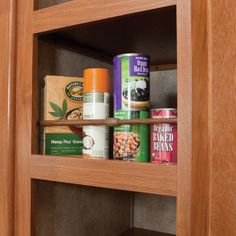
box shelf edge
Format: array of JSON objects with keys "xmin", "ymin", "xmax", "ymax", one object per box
[
  {"xmin": 29, "ymin": 155, "xmax": 177, "ymax": 196},
  {"xmin": 33, "ymin": 0, "xmax": 177, "ymax": 33},
  {"xmin": 39, "ymin": 118, "xmax": 177, "ymax": 127}
]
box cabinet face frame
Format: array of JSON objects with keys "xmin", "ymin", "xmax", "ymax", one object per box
[
  {"xmin": 15, "ymin": 0, "xmax": 210, "ymax": 236},
  {"xmin": 177, "ymin": 0, "xmax": 210, "ymax": 235},
  {"xmin": 0, "ymin": 1, "xmax": 17, "ymax": 235}
]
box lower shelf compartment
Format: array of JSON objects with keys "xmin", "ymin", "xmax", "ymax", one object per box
[
  {"xmin": 34, "ymin": 181, "xmax": 176, "ymax": 236},
  {"xmin": 30, "ymin": 155, "xmax": 177, "ymax": 196},
  {"xmin": 120, "ymin": 228, "xmax": 175, "ymax": 236}
]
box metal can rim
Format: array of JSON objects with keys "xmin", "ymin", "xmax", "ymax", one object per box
[
  {"xmin": 151, "ymin": 108, "xmax": 177, "ymax": 111},
  {"xmin": 113, "ymin": 53, "xmax": 150, "ymax": 60}
]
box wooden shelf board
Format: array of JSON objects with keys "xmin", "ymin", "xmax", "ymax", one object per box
[
  {"xmin": 120, "ymin": 228, "xmax": 175, "ymax": 236},
  {"xmin": 39, "ymin": 118, "xmax": 177, "ymax": 127},
  {"xmin": 29, "ymin": 155, "xmax": 177, "ymax": 196},
  {"xmin": 33, "ymin": 0, "xmax": 176, "ymax": 33}
]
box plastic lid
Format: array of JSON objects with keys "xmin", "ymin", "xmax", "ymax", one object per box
[{"xmin": 83, "ymin": 68, "xmax": 110, "ymax": 93}]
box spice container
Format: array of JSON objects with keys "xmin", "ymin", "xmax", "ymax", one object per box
[
  {"xmin": 150, "ymin": 108, "xmax": 177, "ymax": 164},
  {"xmin": 82, "ymin": 68, "xmax": 110, "ymax": 159}
]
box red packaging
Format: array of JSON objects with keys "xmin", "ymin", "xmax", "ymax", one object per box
[{"xmin": 150, "ymin": 108, "xmax": 177, "ymax": 164}]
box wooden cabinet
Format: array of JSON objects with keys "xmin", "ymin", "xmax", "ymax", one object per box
[
  {"xmin": 11, "ymin": 0, "xmax": 236, "ymax": 236},
  {"xmin": 0, "ymin": 1, "xmax": 16, "ymax": 235}
]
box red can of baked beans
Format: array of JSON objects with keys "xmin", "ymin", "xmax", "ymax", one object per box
[{"xmin": 150, "ymin": 108, "xmax": 177, "ymax": 164}]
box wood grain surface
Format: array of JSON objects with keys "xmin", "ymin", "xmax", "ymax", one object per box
[
  {"xmin": 208, "ymin": 1, "xmax": 236, "ymax": 235},
  {"xmin": 16, "ymin": 0, "xmax": 236, "ymax": 235},
  {"xmin": 15, "ymin": 0, "xmax": 34, "ymax": 235},
  {"xmin": 40, "ymin": 118, "xmax": 177, "ymax": 127},
  {"xmin": 30, "ymin": 155, "xmax": 177, "ymax": 196},
  {"xmin": 33, "ymin": 0, "xmax": 176, "ymax": 33},
  {"xmin": 190, "ymin": 0, "xmax": 210, "ymax": 235},
  {"xmin": 176, "ymin": 0, "xmax": 192, "ymax": 235},
  {"xmin": 0, "ymin": 1, "xmax": 16, "ymax": 235},
  {"xmin": 177, "ymin": 0, "xmax": 210, "ymax": 235}
]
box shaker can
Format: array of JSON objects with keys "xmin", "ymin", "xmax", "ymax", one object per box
[
  {"xmin": 150, "ymin": 108, "xmax": 177, "ymax": 164},
  {"xmin": 82, "ymin": 68, "xmax": 110, "ymax": 159},
  {"xmin": 113, "ymin": 53, "xmax": 150, "ymax": 111}
]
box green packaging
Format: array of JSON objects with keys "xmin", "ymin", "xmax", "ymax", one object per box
[{"xmin": 113, "ymin": 110, "xmax": 149, "ymax": 162}]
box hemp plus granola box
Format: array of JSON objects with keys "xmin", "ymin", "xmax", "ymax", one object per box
[{"xmin": 42, "ymin": 75, "xmax": 83, "ymax": 155}]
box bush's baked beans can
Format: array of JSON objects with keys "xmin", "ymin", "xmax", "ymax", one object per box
[
  {"xmin": 150, "ymin": 108, "xmax": 177, "ymax": 164},
  {"xmin": 113, "ymin": 53, "xmax": 150, "ymax": 111},
  {"xmin": 113, "ymin": 110, "xmax": 149, "ymax": 162}
]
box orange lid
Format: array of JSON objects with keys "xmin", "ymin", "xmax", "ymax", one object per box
[{"xmin": 83, "ymin": 68, "xmax": 110, "ymax": 93}]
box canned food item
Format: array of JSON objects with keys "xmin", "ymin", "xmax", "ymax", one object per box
[
  {"xmin": 114, "ymin": 53, "xmax": 150, "ymax": 111},
  {"xmin": 150, "ymin": 108, "xmax": 177, "ymax": 164},
  {"xmin": 82, "ymin": 68, "xmax": 110, "ymax": 159},
  {"xmin": 113, "ymin": 110, "xmax": 149, "ymax": 162}
]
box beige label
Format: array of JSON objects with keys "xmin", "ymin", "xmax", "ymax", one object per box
[
  {"xmin": 42, "ymin": 75, "xmax": 83, "ymax": 154},
  {"xmin": 82, "ymin": 92, "xmax": 110, "ymax": 159}
]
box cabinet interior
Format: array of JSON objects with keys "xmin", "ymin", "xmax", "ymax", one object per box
[
  {"xmin": 34, "ymin": 6, "xmax": 177, "ymax": 154},
  {"xmin": 34, "ymin": 180, "xmax": 176, "ymax": 236},
  {"xmin": 35, "ymin": 0, "xmax": 73, "ymax": 10},
  {"xmin": 33, "ymin": 6, "xmax": 177, "ymax": 236},
  {"xmin": 38, "ymin": 6, "xmax": 176, "ymax": 65}
]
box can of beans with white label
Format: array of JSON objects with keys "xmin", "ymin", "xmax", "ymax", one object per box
[
  {"xmin": 113, "ymin": 110, "xmax": 149, "ymax": 162},
  {"xmin": 150, "ymin": 108, "xmax": 177, "ymax": 164}
]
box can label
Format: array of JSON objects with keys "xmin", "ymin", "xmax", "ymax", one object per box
[
  {"xmin": 113, "ymin": 110, "xmax": 149, "ymax": 162},
  {"xmin": 150, "ymin": 109, "xmax": 177, "ymax": 164},
  {"xmin": 83, "ymin": 93, "xmax": 109, "ymax": 119},
  {"xmin": 83, "ymin": 92, "xmax": 109, "ymax": 159},
  {"xmin": 114, "ymin": 54, "xmax": 150, "ymax": 111},
  {"xmin": 83, "ymin": 126, "xmax": 109, "ymax": 158}
]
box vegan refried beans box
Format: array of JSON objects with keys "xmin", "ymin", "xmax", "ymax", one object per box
[{"xmin": 42, "ymin": 75, "xmax": 83, "ymax": 155}]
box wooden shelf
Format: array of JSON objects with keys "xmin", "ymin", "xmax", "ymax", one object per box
[
  {"xmin": 29, "ymin": 155, "xmax": 177, "ymax": 196},
  {"xmin": 33, "ymin": 0, "xmax": 176, "ymax": 33},
  {"xmin": 120, "ymin": 228, "xmax": 175, "ymax": 236},
  {"xmin": 39, "ymin": 118, "xmax": 177, "ymax": 127}
]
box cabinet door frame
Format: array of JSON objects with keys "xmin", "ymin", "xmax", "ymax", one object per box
[
  {"xmin": 15, "ymin": 0, "xmax": 212, "ymax": 235},
  {"xmin": 0, "ymin": 0, "xmax": 17, "ymax": 235},
  {"xmin": 177, "ymin": 0, "xmax": 210, "ymax": 235}
]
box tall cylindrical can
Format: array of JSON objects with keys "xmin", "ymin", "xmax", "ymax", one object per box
[
  {"xmin": 113, "ymin": 53, "xmax": 150, "ymax": 111},
  {"xmin": 150, "ymin": 108, "xmax": 177, "ymax": 164},
  {"xmin": 113, "ymin": 110, "xmax": 149, "ymax": 162},
  {"xmin": 82, "ymin": 68, "xmax": 110, "ymax": 159}
]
